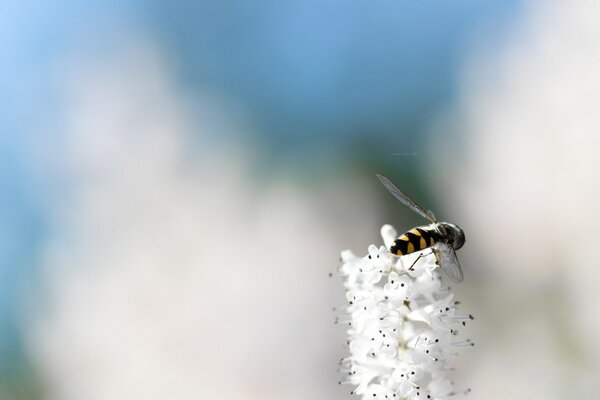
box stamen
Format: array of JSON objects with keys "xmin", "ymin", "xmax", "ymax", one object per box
[
  {"xmin": 446, "ymin": 388, "xmax": 472, "ymax": 398},
  {"xmin": 450, "ymin": 339, "xmax": 475, "ymax": 347}
]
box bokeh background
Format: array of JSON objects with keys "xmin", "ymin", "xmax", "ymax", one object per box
[{"xmin": 2, "ymin": 0, "xmax": 600, "ymax": 399}]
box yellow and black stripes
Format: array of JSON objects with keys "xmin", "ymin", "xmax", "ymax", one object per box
[{"xmin": 389, "ymin": 226, "xmax": 438, "ymax": 256}]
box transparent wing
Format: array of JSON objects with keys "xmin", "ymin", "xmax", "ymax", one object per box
[
  {"xmin": 433, "ymin": 243, "xmax": 464, "ymax": 282},
  {"xmin": 376, "ymin": 174, "xmax": 437, "ymax": 223},
  {"xmin": 426, "ymin": 210, "xmax": 437, "ymax": 221}
]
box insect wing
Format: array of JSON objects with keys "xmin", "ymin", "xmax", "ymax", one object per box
[
  {"xmin": 434, "ymin": 244, "xmax": 464, "ymax": 282},
  {"xmin": 376, "ymin": 174, "xmax": 437, "ymax": 223},
  {"xmin": 426, "ymin": 210, "xmax": 437, "ymax": 221}
]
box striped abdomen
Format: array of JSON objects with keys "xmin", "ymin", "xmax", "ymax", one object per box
[{"xmin": 389, "ymin": 226, "xmax": 439, "ymax": 256}]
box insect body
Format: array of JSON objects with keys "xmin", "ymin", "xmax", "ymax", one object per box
[
  {"xmin": 377, "ymin": 174, "xmax": 466, "ymax": 282},
  {"xmin": 390, "ymin": 226, "xmax": 438, "ymax": 256}
]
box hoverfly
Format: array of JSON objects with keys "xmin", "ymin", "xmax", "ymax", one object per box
[{"xmin": 376, "ymin": 174, "xmax": 466, "ymax": 282}]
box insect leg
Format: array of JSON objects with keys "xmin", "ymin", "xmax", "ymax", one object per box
[{"xmin": 408, "ymin": 250, "xmax": 435, "ymax": 271}]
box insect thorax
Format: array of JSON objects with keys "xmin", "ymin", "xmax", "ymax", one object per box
[{"xmin": 437, "ymin": 222, "xmax": 466, "ymax": 250}]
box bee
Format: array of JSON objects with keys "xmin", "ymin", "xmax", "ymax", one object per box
[{"xmin": 377, "ymin": 174, "xmax": 466, "ymax": 282}]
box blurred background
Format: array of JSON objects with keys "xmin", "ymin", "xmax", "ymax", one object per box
[{"xmin": 2, "ymin": 0, "xmax": 600, "ymax": 399}]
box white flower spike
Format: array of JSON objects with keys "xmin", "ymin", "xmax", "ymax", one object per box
[{"xmin": 336, "ymin": 224, "xmax": 473, "ymax": 399}]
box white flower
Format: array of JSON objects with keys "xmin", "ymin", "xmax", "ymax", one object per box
[{"xmin": 337, "ymin": 224, "xmax": 473, "ymax": 399}]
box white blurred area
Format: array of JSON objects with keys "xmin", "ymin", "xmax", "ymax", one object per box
[
  {"xmin": 432, "ymin": 1, "xmax": 600, "ymax": 398},
  {"xmin": 20, "ymin": 1, "xmax": 600, "ymax": 399},
  {"xmin": 24, "ymin": 39, "xmax": 381, "ymax": 400}
]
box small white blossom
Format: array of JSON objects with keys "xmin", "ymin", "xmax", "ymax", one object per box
[{"xmin": 336, "ymin": 224, "xmax": 473, "ymax": 399}]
